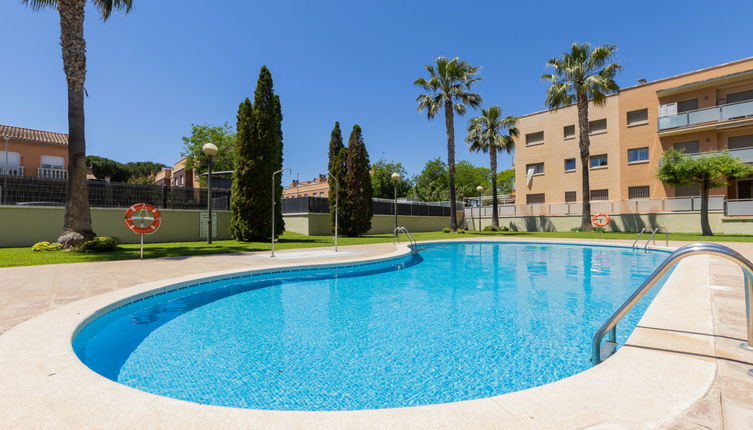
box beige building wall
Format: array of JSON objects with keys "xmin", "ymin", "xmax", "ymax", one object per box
[{"xmin": 515, "ymin": 57, "xmax": 753, "ymax": 205}]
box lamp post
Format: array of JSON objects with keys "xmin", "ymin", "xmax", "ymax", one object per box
[
  {"xmin": 202, "ymin": 143, "xmax": 218, "ymax": 244},
  {"xmin": 476, "ymin": 185, "xmax": 484, "ymax": 231},
  {"xmin": 271, "ymin": 167, "xmax": 291, "ymax": 257},
  {"xmin": 391, "ymin": 172, "xmax": 400, "ymax": 231},
  {"xmin": 329, "ymin": 173, "xmax": 339, "ymax": 252},
  {"xmin": 3, "ymin": 135, "xmax": 9, "ymax": 206}
]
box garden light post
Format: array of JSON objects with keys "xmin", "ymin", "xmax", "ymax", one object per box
[
  {"xmin": 476, "ymin": 185, "xmax": 484, "ymax": 231},
  {"xmin": 329, "ymin": 173, "xmax": 340, "ymax": 252},
  {"xmin": 202, "ymin": 143, "xmax": 218, "ymax": 244},
  {"xmin": 391, "ymin": 172, "xmax": 401, "ymax": 231},
  {"xmin": 271, "ymin": 168, "xmax": 291, "ymax": 257}
]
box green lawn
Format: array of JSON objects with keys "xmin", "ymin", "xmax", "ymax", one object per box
[{"xmin": 1, "ymin": 230, "xmax": 752, "ymax": 268}]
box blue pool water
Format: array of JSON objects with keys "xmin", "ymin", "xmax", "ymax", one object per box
[{"xmin": 74, "ymin": 242, "xmax": 670, "ymax": 411}]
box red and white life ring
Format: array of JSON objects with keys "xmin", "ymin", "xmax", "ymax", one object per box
[
  {"xmin": 124, "ymin": 203, "xmax": 162, "ymax": 234},
  {"xmin": 592, "ymin": 213, "xmax": 611, "ymax": 227}
]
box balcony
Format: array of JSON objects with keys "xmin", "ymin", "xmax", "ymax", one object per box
[
  {"xmin": 658, "ymin": 100, "xmax": 753, "ymax": 133},
  {"xmin": 0, "ymin": 166, "xmax": 24, "ymax": 176},
  {"xmin": 689, "ymin": 147, "xmax": 753, "ymax": 164},
  {"xmin": 37, "ymin": 167, "xmax": 67, "ymax": 180}
]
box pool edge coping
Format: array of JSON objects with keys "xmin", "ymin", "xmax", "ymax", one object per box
[{"xmin": 0, "ymin": 238, "xmax": 725, "ymax": 429}]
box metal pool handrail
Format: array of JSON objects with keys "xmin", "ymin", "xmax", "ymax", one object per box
[
  {"xmin": 644, "ymin": 227, "xmax": 669, "ymax": 250},
  {"xmin": 592, "ymin": 243, "xmax": 753, "ymax": 367},
  {"xmin": 393, "ymin": 227, "xmax": 417, "ymax": 248}
]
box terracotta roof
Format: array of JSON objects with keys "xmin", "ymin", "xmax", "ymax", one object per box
[{"xmin": 0, "ymin": 124, "xmax": 68, "ymax": 145}]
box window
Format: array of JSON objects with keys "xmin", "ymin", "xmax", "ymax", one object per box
[
  {"xmin": 565, "ymin": 191, "xmax": 577, "ymax": 202},
  {"xmin": 564, "ymin": 158, "xmax": 576, "ymax": 171},
  {"xmin": 590, "ymin": 189, "xmax": 609, "ymax": 201},
  {"xmin": 729, "ymin": 134, "xmax": 753, "ymax": 150},
  {"xmin": 4, "ymin": 152, "xmax": 20, "ymax": 166},
  {"xmin": 563, "ymin": 125, "xmax": 575, "ymax": 139},
  {"xmin": 590, "ymin": 154, "xmax": 608, "ymax": 168},
  {"xmin": 628, "ymin": 186, "xmax": 650, "ymax": 199},
  {"xmin": 526, "ymin": 193, "xmax": 545, "ymax": 204},
  {"xmin": 526, "ymin": 162, "xmax": 544, "ymax": 175},
  {"xmin": 627, "ymin": 147, "xmax": 649, "ymax": 163},
  {"xmin": 589, "ymin": 118, "xmax": 607, "ymax": 134},
  {"xmin": 674, "ymin": 140, "xmax": 699, "ymax": 154},
  {"xmin": 726, "ymin": 89, "xmax": 753, "ymax": 104},
  {"xmin": 677, "ymin": 98, "xmax": 698, "ymax": 113},
  {"xmin": 40, "ymin": 155, "xmax": 64, "ymax": 169},
  {"xmin": 675, "ymin": 184, "xmax": 700, "ymax": 197},
  {"xmin": 525, "ymin": 131, "xmax": 544, "ymax": 145},
  {"xmin": 627, "ymin": 108, "xmax": 648, "ymax": 126}
]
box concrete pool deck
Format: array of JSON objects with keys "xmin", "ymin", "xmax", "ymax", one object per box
[{"xmin": 0, "ymin": 238, "xmax": 752, "ymax": 429}]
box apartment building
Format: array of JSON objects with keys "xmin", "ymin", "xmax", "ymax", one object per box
[
  {"xmin": 154, "ymin": 157, "xmax": 196, "ymax": 188},
  {"xmin": 283, "ymin": 174, "xmax": 328, "ymax": 198},
  {"xmin": 514, "ymin": 57, "xmax": 753, "ymax": 206},
  {"xmin": 0, "ymin": 124, "xmax": 69, "ymax": 180}
]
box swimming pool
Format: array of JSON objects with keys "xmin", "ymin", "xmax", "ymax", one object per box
[{"xmin": 73, "ymin": 241, "xmax": 670, "ymax": 411}]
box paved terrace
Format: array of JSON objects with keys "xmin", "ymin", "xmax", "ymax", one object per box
[{"xmin": 0, "ymin": 238, "xmax": 752, "ymax": 429}]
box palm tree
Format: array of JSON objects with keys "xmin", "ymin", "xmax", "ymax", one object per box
[
  {"xmin": 23, "ymin": 0, "xmax": 133, "ymax": 247},
  {"xmin": 542, "ymin": 43, "xmax": 621, "ymax": 230},
  {"xmin": 414, "ymin": 56, "xmax": 482, "ymax": 231},
  {"xmin": 466, "ymin": 106, "xmax": 518, "ymax": 228}
]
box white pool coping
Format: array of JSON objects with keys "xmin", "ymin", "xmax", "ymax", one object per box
[{"xmin": 0, "ymin": 239, "xmax": 736, "ymax": 429}]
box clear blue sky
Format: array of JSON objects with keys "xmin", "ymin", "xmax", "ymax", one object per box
[{"xmin": 2, "ymin": 0, "xmax": 752, "ymax": 185}]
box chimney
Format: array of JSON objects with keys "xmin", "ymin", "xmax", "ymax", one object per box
[
  {"xmin": 318, "ymin": 174, "xmax": 327, "ymax": 183},
  {"xmin": 638, "ymin": 78, "xmax": 647, "ymax": 84},
  {"xmin": 291, "ymin": 179, "xmax": 299, "ymax": 187}
]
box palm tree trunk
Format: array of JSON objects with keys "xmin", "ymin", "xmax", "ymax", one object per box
[
  {"xmin": 576, "ymin": 94, "xmax": 592, "ymax": 231},
  {"xmin": 57, "ymin": 0, "xmax": 95, "ymax": 247},
  {"xmin": 444, "ymin": 99, "xmax": 457, "ymax": 231},
  {"xmin": 490, "ymin": 147, "xmax": 499, "ymax": 227},
  {"xmin": 700, "ymin": 181, "xmax": 713, "ymax": 236}
]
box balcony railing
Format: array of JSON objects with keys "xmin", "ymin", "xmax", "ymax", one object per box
[
  {"xmin": 689, "ymin": 147, "xmax": 753, "ymax": 164},
  {"xmin": 37, "ymin": 167, "xmax": 67, "ymax": 180},
  {"xmin": 0, "ymin": 166, "xmax": 24, "ymax": 176},
  {"xmin": 658, "ymin": 100, "xmax": 753, "ymax": 131}
]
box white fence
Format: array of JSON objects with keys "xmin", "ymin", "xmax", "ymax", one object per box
[
  {"xmin": 464, "ymin": 195, "xmax": 738, "ymax": 218},
  {"xmin": 727, "ymin": 199, "xmax": 753, "ymax": 217}
]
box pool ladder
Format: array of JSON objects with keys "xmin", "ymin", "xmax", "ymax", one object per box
[
  {"xmin": 393, "ymin": 227, "xmax": 417, "ymax": 250},
  {"xmin": 592, "ymin": 243, "xmax": 753, "ymax": 378},
  {"xmin": 632, "ymin": 227, "xmax": 669, "ymax": 250}
]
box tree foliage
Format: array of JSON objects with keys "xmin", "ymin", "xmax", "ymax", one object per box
[
  {"xmin": 181, "ymin": 123, "xmax": 236, "ymax": 180},
  {"xmin": 86, "ymin": 156, "xmax": 165, "ymax": 183},
  {"xmin": 411, "ymin": 158, "xmax": 490, "ymax": 202},
  {"xmin": 414, "ymin": 56, "xmax": 482, "ymax": 230},
  {"xmin": 466, "ymin": 105, "xmax": 518, "ymax": 226},
  {"xmin": 370, "ymin": 159, "xmax": 412, "ymax": 200},
  {"xmin": 327, "ymin": 122, "xmax": 347, "ymax": 233},
  {"xmin": 542, "ymin": 42, "xmax": 621, "ymax": 230},
  {"xmin": 658, "ymin": 150, "xmax": 753, "ymax": 235},
  {"xmin": 343, "ymin": 125, "xmax": 373, "ymax": 236},
  {"xmin": 230, "ymin": 66, "xmax": 284, "ymax": 241}
]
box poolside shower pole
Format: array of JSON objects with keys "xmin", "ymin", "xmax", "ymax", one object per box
[
  {"xmin": 391, "ymin": 172, "xmax": 401, "ymax": 231},
  {"xmin": 476, "ymin": 185, "xmax": 484, "ymax": 231},
  {"xmin": 202, "ymin": 143, "xmax": 218, "ymax": 245},
  {"xmin": 271, "ymin": 168, "xmax": 290, "ymax": 257},
  {"xmin": 3, "ymin": 135, "xmax": 9, "ymax": 205}
]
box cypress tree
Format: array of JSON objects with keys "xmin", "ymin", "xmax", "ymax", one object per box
[
  {"xmin": 230, "ymin": 98, "xmax": 255, "ymax": 240},
  {"xmin": 327, "ymin": 122, "xmax": 347, "ymax": 233},
  {"xmin": 344, "ymin": 125, "xmax": 373, "ymax": 236},
  {"xmin": 230, "ymin": 66, "xmax": 284, "ymax": 241}
]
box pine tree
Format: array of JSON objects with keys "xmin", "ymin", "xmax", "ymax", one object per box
[
  {"xmin": 327, "ymin": 122, "xmax": 347, "ymax": 233},
  {"xmin": 344, "ymin": 125, "xmax": 373, "ymax": 236},
  {"xmin": 230, "ymin": 66, "xmax": 284, "ymax": 241},
  {"xmin": 230, "ymin": 98, "xmax": 255, "ymax": 240}
]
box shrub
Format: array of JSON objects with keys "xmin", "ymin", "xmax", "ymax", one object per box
[
  {"xmin": 483, "ymin": 225, "xmax": 500, "ymax": 232},
  {"xmin": 593, "ymin": 226, "xmax": 607, "ymax": 233},
  {"xmin": 442, "ymin": 227, "xmax": 451, "ymax": 233},
  {"xmin": 570, "ymin": 227, "xmax": 585, "ymax": 232},
  {"xmin": 32, "ymin": 241, "xmax": 62, "ymax": 252},
  {"xmin": 78, "ymin": 237, "xmax": 120, "ymax": 253},
  {"xmin": 500, "ymin": 226, "xmax": 510, "ymax": 232},
  {"xmin": 457, "ymin": 228, "xmax": 466, "ymax": 234}
]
